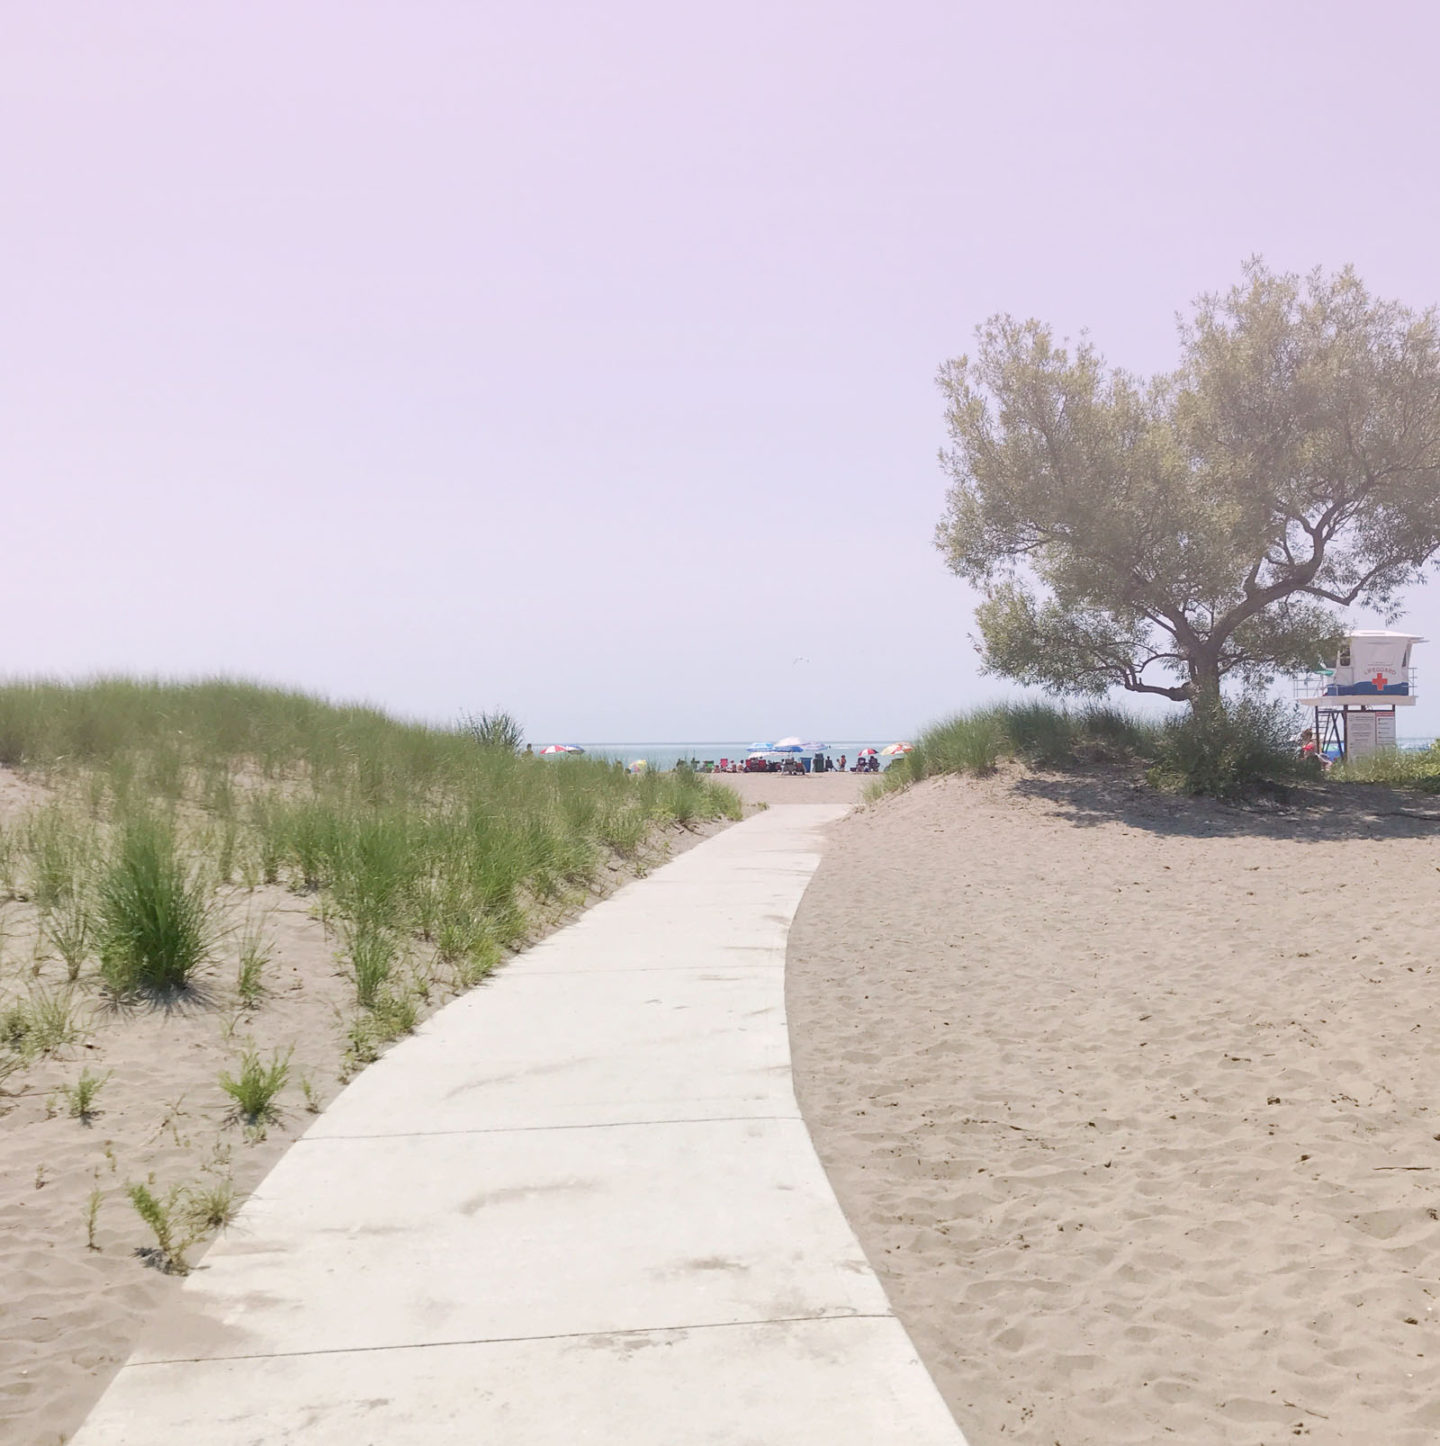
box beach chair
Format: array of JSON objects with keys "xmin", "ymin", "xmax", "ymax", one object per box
[{"xmin": 702, "ymin": 760, "xmax": 714, "ymax": 772}]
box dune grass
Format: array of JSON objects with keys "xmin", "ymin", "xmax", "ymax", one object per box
[
  {"xmin": 0, "ymin": 986, "xmax": 82, "ymax": 1059},
  {"xmin": 0, "ymin": 677, "xmax": 742, "ymax": 1072},
  {"xmin": 96, "ymin": 814, "xmax": 214, "ymax": 996},
  {"xmin": 235, "ymin": 920, "xmax": 270, "ymax": 1008},
  {"xmin": 874, "ymin": 697, "xmax": 1358, "ymax": 800},
  {"xmin": 185, "ymin": 1180, "xmax": 239, "ymax": 1232},
  {"xmin": 1330, "ymin": 741, "xmax": 1440, "ymax": 791},
  {"xmin": 24, "ymin": 806, "xmax": 96, "ymax": 911},
  {"xmin": 459, "ymin": 709, "xmax": 524, "ymax": 751},
  {"xmin": 125, "ymin": 1182, "xmax": 200, "ymax": 1274},
  {"xmin": 346, "ymin": 920, "xmax": 397, "ymax": 1008},
  {"xmin": 874, "ymin": 702, "xmax": 1161, "ymax": 794},
  {"xmin": 343, "ymin": 987, "xmax": 421, "ymax": 1072},
  {"xmin": 58, "ymin": 1066, "xmax": 109, "ymax": 1121},
  {"xmin": 218, "ymin": 1048, "xmax": 290, "ymax": 1128},
  {"xmin": 43, "ymin": 893, "xmax": 95, "ymax": 981}
]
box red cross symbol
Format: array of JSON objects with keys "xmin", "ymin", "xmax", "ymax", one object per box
[{"xmin": 1371, "ymin": 671, "xmax": 1389, "ymax": 690}]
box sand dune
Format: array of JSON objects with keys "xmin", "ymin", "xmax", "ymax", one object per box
[{"xmin": 788, "ymin": 769, "xmax": 1440, "ymax": 1445}]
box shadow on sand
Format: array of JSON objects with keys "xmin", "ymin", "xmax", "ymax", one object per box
[
  {"xmin": 1010, "ymin": 767, "xmax": 1440, "ymax": 843},
  {"xmin": 92, "ymin": 979, "xmax": 221, "ymax": 1020}
]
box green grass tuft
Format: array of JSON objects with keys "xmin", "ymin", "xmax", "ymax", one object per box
[
  {"xmin": 346, "ymin": 921, "xmax": 397, "ymax": 1008},
  {"xmin": 343, "ymin": 986, "xmax": 420, "ymax": 1072},
  {"xmin": 96, "ymin": 815, "xmax": 213, "ymax": 995},
  {"xmin": 43, "ymin": 893, "xmax": 94, "ymax": 981},
  {"xmin": 24, "ymin": 807, "xmax": 95, "ymax": 910},
  {"xmin": 1, "ymin": 987, "xmax": 82, "ymax": 1059},
  {"xmin": 218, "ymin": 1047, "xmax": 290, "ymax": 1128},
  {"xmin": 183, "ymin": 1180, "xmax": 238, "ymax": 1232},
  {"xmin": 235, "ymin": 921, "xmax": 271, "ymax": 1008},
  {"xmin": 85, "ymin": 1186, "xmax": 103, "ymax": 1250},
  {"xmin": 60, "ymin": 1066, "xmax": 110, "ymax": 1121},
  {"xmin": 126, "ymin": 1181, "xmax": 196, "ymax": 1274},
  {"xmin": 459, "ymin": 709, "xmax": 524, "ymax": 751}
]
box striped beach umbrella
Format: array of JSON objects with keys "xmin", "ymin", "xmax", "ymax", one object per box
[
  {"xmin": 857, "ymin": 747, "xmax": 878, "ymax": 757},
  {"xmin": 539, "ymin": 744, "xmax": 585, "ymax": 755},
  {"xmin": 880, "ymin": 741, "xmax": 913, "ymax": 756}
]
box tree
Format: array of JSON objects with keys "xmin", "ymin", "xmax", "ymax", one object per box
[{"xmin": 934, "ymin": 261, "xmax": 1440, "ymax": 707}]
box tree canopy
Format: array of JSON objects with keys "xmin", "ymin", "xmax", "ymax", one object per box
[{"xmin": 935, "ymin": 261, "xmax": 1440, "ymax": 705}]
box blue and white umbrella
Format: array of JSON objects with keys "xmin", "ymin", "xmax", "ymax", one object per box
[{"xmin": 751, "ymin": 738, "xmax": 828, "ymax": 755}]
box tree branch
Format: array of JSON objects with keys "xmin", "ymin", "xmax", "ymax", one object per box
[
  {"xmin": 1118, "ymin": 676, "xmax": 1191, "ymax": 701},
  {"xmin": 1301, "ymin": 557, "xmax": 1408, "ymax": 606}
]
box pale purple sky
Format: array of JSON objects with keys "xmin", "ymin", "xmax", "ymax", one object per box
[{"xmin": 5, "ymin": 3, "xmax": 1439, "ymax": 739}]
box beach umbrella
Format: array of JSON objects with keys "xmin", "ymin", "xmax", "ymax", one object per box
[
  {"xmin": 800, "ymin": 741, "xmax": 829, "ymax": 752},
  {"xmin": 539, "ymin": 744, "xmax": 585, "ymax": 755},
  {"xmin": 747, "ymin": 741, "xmax": 776, "ymax": 752},
  {"xmin": 771, "ymin": 736, "xmax": 806, "ymax": 752},
  {"xmin": 857, "ymin": 747, "xmax": 878, "ymax": 757},
  {"xmin": 627, "ymin": 758, "xmax": 648, "ymax": 774},
  {"xmin": 880, "ymin": 741, "xmax": 913, "ymax": 756}
]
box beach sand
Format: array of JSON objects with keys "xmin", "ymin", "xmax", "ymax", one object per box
[
  {"xmin": 0, "ymin": 773, "xmax": 726, "ymax": 1446},
  {"xmin": 788, "ymin": 768, "xmax": 1440, "ymax": 1445},
  {"xmin": 0, "ymin": 880, "xmax": 354, "ymax": 1445},
  {"xmin": 717, "ymin": 771, "xmax": 875, "ymax": 808}
]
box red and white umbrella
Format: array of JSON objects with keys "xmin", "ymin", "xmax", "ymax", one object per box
[
  {"xmin": 857, "ymin": 747, "xmax": 878, "ymax": 757},
  {"xmin": 539, "ymin": 744, "xmax": 585, "ymax": 755},
  {"xmin": 880, "ymin": 741, "xmax": 913, "ymax": 756}
]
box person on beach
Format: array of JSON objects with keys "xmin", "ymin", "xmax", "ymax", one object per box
[
  {"xmin": 1299, "ymin": 727, "xmax": 1329, "ymax": 770},
  {"xmin": 838, "ymin": 754, "xmax": 847, "ymax": 773}
]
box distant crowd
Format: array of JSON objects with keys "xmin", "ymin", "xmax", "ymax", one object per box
[{"xmin": 681, "ymin": 753, "xmax": 883, "ymax": 775}]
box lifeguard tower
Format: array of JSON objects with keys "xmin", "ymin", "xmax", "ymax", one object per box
[{"xmin": 1295, "ymin": 630, "xmax": 1424, "ymax": 761}]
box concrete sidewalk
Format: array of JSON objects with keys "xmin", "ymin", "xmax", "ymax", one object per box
[{"xmin": 71, "ymin": 806, "xmax": 968, "ymax": 1445}]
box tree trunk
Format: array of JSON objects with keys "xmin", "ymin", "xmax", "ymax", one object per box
[{"xmin": 1187, "ymin": 649, "xmax": 1224, "ymax": 713}]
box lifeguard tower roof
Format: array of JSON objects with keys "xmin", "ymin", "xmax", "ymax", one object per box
[{"xmin": 1347, "ymin": 629, "xmax": 1427, "ymax": 642}]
